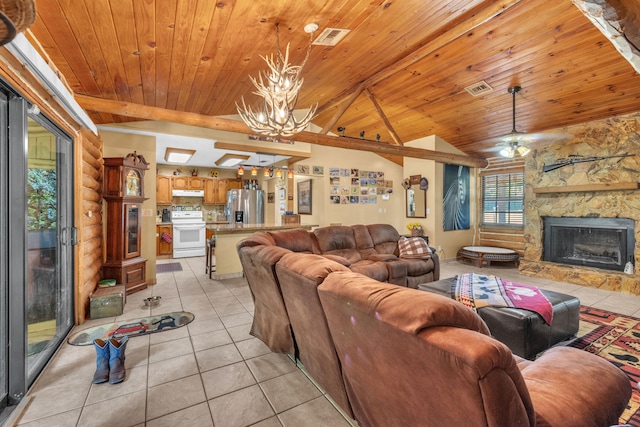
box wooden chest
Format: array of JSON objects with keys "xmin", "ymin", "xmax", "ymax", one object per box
[{"xmin": 90, "ymin": 285, "xmax": 125, "ymax": 319}]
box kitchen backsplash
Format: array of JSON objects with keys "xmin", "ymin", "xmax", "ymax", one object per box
[{"xmin": 157, "ymin": 197, "xmax": 227, "ymax": 223}]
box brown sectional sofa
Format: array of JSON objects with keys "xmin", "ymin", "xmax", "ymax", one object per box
[
  {"xmin": 317, "ymin": 270, "xmax": 631, "ymax": 426},
  {"xmin": 237, "ymin": 226, "xmax": 632, "ymax": 426},
  {"xmin": 236, "ymin": 224, "xmax": 440, "ymax": 354}
]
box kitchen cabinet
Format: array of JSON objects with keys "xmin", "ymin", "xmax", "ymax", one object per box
[
  {"xmin": 227, "ymin": 179, "xmax": 242, "ymax": 190},
  {"xmin": 216, "ymin": 179, "xmax": 228, "ymax": 204},
  {"xmin": 156, "ymin": 175, "xmax": 172, "ymax": 204},
  {"xmin": 156, "ymin": 224, "xmax": 173, "ymax": 257},
  {"xmin": 171, "ymin": 176, "xmax": 189, "ymax": 189},
  {"xmin": 172, "ymin": 176, "xmax": 204, "ymax": 190},
  {"xmin": 204, "ymin": 178, "xmax": 242, "ymax": 205},
  {"xmin": 189, "ymin": 176, "xmax": 205, "ymax": 189},
  {"xmin": 204, "ymin": 178, "xmax": 216, "ymax": 204}
]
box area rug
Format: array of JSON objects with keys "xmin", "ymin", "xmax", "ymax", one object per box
[
  {"xmin": 66, "ymin": 311, "xmax": 194, "ymax": 346},
  {"xmin": 569, "ymin": 306, "xmax": 640, "ymax": 426},
  {"xmin": 156, "ymin": 262, "xmax": 182, "ymax": 273}
]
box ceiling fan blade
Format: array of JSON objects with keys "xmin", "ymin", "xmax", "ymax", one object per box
[{"xmin": 491, "ymin": 131, "xmax": 573, "ymax": 146}]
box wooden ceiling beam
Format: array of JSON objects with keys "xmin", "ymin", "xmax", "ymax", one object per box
[
  {"xmin": 319, "ymin": 82, "xmax": 365, "ymax": 134},
  {"xmin": 363, "ymin": 88, "xmax": 402, "ymax": 145},
  {"xmin": 317, "ymin": 0, "xmax": 523, "ymax": 114},
  {"xmin": 75, "ymin": 94, "xmax": 488, "ymax": 168}
]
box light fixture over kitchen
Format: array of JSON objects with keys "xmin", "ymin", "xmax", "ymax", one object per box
[
  {"xmin": 236, "ymin": 22, "xmax": 319, "ymax": 137},
  {"xmin": 215, "ymin": 153, "xmax": 250, "ymax": 167},
  {"xmin": 164, "ymin": 147, "xmax": 196, "ymax": 164}
]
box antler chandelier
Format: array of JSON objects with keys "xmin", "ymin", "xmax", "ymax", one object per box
[{"xmin": 236, "ymin": 23, "xmax": 318, "ymax": 137}]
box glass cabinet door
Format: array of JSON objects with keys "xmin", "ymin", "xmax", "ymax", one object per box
[{"xmin": 125, "ymin": 203, "xmax": 141, "ymax": 258}]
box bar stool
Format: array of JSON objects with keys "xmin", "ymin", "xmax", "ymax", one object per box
[{"xmin": 206, "ymin": 235, "xmax": 216, "ymax": 278}]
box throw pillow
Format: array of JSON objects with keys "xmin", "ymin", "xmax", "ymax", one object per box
[{"xmin": 398, "ymin": 236, "xmax": 432, "ymax": 259}]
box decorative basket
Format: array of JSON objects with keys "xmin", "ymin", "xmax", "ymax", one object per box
[{"xmin": 411, "ymin": 226, "xmax": 424, "ymax": 237}]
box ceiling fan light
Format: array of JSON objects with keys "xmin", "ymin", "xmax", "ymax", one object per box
[
  {"xmin": 500, "ymin": 146, "xmax": 515, "ymax": 158},
  {"xmin": 516, "ymin": 145, "xmax": 531, "ymax": 157}
]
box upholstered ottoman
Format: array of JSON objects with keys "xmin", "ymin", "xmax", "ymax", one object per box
[{"xmin": 418, "ymin": 277, "xmax": 580, "ymax": 359}]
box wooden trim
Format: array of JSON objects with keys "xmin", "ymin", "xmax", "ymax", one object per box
[
  {"xmin": 533, "ymin": 182, "xmax": 640, "ymax": 194},
  {"xmin": 75, "ymin": 95, "xmax": 489, "ymax": 168}
]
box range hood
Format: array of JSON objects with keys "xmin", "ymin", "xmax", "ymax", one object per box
[{"xmin": 172, "ymin": 189, "xmax": 204, "ymax": 197}]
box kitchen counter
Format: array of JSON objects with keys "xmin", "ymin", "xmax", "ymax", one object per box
[
  {"xmin": 208, "ymin": 223, "xmax": 317, "ymax": 234},
  {"xmin": 209, "ymin": 223, "xmax": 318, "ymax": 278}
]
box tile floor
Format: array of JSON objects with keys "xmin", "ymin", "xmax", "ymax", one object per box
[{"xmin": 8, "ymin": 258, "xmax": 640, "ymax": 427}]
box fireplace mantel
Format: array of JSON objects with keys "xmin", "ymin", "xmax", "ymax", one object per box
[{"xmin": 533, "ymin": 182, "xmax": 640, "ymax": 194}]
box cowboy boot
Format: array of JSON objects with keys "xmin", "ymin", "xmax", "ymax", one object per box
[
  {"xmin": 108, "ymin": 336, "xmax": 128, "ymax": 384},
  {"xmin": 92, "ymin": 339, "xmax": 110, "ymax": 384}
]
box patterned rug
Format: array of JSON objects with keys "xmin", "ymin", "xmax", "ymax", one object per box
[
  {"xmin": 156, "ymin": 262, "xmax": 182, "ymax": 273},
  {"xmin": 569, "ymin": 306, "xmax": 640, "ymax": 426}
]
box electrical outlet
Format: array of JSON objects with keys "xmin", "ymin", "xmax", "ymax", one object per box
[{"xmin": 437, "ymin": 245, "xmax": 442, "ymax": 251}]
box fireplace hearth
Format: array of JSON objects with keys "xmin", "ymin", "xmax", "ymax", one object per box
[{"xmin": 543, "ymin": 217, "xmax": 635, "ymax": 272}]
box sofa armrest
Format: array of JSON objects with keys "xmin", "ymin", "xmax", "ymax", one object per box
[
  {"xmin": 386, "ymin": 260, "xmax": 408, "ymax": 286},
  {"xmin": 322, "ymin": 254, "xmax": 352, "ymax": 267},
  {"xmin": 521, "ymin": 346, "xmax": 631, "ymax": 427}
]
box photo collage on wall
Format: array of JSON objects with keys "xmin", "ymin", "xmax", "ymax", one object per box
[{"xmin": 327, "ymin": 168, "xmax": 393, "ymax": 205}]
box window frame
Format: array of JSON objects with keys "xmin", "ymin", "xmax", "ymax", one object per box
[{"xmin": 481, "ymin": 171, "xmax": 525, "ymax": 228}]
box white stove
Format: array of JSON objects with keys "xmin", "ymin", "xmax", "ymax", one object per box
[{"xmin": 171, "ymin": 211, "xmax": 206, "ymax": 258}]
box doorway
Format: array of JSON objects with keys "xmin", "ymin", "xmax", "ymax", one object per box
[{"xmin": 0, "ymin": 87, "xmax": 74, "ymax": 417}]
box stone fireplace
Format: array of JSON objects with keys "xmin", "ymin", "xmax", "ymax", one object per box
[
  {"xmin": 542, "ymin": 217, "xmax": 634, "ymax": 273},
  {"xmin": 519, "ymin": 113, "xmax": 640, "ymax": 295}
]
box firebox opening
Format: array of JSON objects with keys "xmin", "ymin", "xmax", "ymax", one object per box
[{"xmin": 543, "ymin": 217, "xmax": 635, "ymax": 272}]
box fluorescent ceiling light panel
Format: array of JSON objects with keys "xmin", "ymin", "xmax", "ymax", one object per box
[
  {"xmin": 216, "ymin": 153, "xmax": 250, "ymax": 167},
  {"xmin": 164, "ymin": 147, "xmax": 196, "ymax": 164}
]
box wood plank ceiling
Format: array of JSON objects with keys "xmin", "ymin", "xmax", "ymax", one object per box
[{"xmin": 27, "ymin": 0, "xmax": 640, "ymax": 160}]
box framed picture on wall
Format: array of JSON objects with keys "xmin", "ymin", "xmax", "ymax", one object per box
[{"xmin": 298, "ymin": 179, "xmax": 312, "ymax": 214}]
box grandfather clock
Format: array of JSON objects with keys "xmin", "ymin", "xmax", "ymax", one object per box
[{"xmin": 102, "ymin": 152, "xmax": 149, "ymax": 295}]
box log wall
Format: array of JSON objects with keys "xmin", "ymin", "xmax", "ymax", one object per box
[{"xmin": 77, "ymin": 128, "xmax": 103, "ymax": 323}]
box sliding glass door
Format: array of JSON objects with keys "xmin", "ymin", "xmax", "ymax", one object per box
[
  {"xmin": 0, "ymin": 85, "xmax": 74, "ymax": 416},
  {"xmin": 0, "ymin": 89, "xmax": 8, "ymax": 417}
]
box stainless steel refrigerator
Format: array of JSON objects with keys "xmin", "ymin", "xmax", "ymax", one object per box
[{"xmin": 226, "ymin": 189, "xmax": 265, "ymax": 224}]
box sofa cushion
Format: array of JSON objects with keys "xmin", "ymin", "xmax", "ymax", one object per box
[
  {"xmin": 352, "ymin": 224, "xmax": 378, "ymax": 258},
  {"xmin": 275, "ymin": 253, "xmax": 353, "ymax": 417},
  {"xmin": 349, "ymin": 260, "xmax": 389, "ymax": 282},
  {"xmin": 322, "ymin": 254, "xmax": 352, "ymax": 266},
  {"xmin": 314, "ymin": 225, "xmax": 362, "ymax": 264},
  {"xmin": 367, "ymin": 224, "xmax": 401, "ymax": 255},
  {"xmin": 398, "ymin": 236, "xmax": 432, "ymax": 259},
  {"xmin": 317, "ymin": 271, "xmax": 535, "ymax": 426},
  {"xmin": 237, "ymin": 244, "xmax": 295, "ymax": 354},
  {"xmin": 268, "ymin": 228, "xmax": 318, "ymax": 253}
]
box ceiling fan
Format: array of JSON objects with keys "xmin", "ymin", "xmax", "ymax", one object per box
[{"xmin": 495, "ymin": 86, "xmax": 572, "ymax": 158}]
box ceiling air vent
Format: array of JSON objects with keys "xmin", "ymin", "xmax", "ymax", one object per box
[
  {"xmin": 312, "ymin": 28, "xmax": 351, "ymax": 46},
  {"xmin": 464, "ymin": 81, "xmax": 494, "ymax": 97}
]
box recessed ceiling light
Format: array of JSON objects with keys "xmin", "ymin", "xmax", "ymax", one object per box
[
  {"xmin": 164, "ymin": 147, "xmax": 195, "ymax": 164},
  {"xmin": 215, "ymin": 153, "xmax": 250, "ymax": 167}
]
